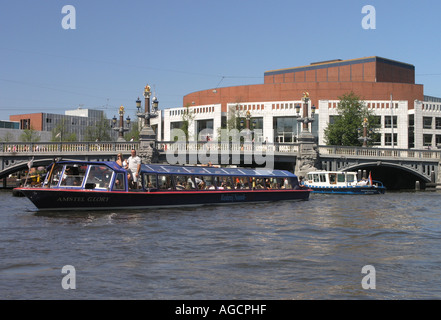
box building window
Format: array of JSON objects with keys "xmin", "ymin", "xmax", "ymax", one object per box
[
  {"xmin": 385, "ymin": 133, "xmax": 397, "ymax": 146},
  {"xmin": 408, "ymin": 115, "xmax": 415, "ymax": 149},
  {"xmin": 384, "ymin": 116, "xmax": 397, "ymax": 128},
  {"xmin": 423, "ymin": 134, "xmax": 433, "ymax": 147},
  {"xmin": 435, "ymin": 117, "xmax": 441, "ymax": 129},
  {"xmin": 423, "ymin": 117, "xmax": 432, "ymax": 129},
  {"xmin": 273, "ymin": 117, "xmax": 298, "ymax": 143},
  {"xmin": 436, "ymin": 135, "xmax": 441, "ymax": 148}
]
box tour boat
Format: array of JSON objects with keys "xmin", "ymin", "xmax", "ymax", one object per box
[
  {"xmin": 302, "ymin": 170, "xmax": 386, "ymax": 194},
  {"xmin": 14, "ymin": 160, "xmax": 311, "ymax": 211}
]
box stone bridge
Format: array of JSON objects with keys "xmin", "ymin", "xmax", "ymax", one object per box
[{"xmin": 1, "ymin": 141, "xmax": 440, "ymax": 189}]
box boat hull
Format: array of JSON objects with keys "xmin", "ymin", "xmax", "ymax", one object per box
[
  {"xmin": 15, "ymin": 187, "xmax": 311, "ymax": 211},
  {"xmin": 308, "ymin": 186, "xmax": 386, "ymax": 195}
]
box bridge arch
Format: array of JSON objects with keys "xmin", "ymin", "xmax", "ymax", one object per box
[
  {"xmin": 339, "ymin": 161, "xmax": 431, "ymax": 189},
  {"xmin": 342, "ymin": 161, "xmax": 430, "ymax": 182},
  {"xmin": 0, "ymin": 158, "xmax": 70, "ymax": 179}
]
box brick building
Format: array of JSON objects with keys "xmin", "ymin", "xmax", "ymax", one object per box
[{"xmin": 151, "ymin": 56, "xmax": 441, "ymax": 149}]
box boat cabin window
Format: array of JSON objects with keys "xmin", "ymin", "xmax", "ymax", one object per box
[
  {"xmin": 157, "ymin": 174, "xmax": 173, "ymax": 190},
  {"xmin": 215, "ymin": 176, "xmax": 234, "ymax": 190},
  {"xmin": 319, "ymin": 174, "xmax": 326, "ymax": 183},
  {"xmin": 85, "ymin": 165, "xmax": 113, "ymax": 189},
  {"xmin": 48, "ymin": 164, "xmax": 64, "ymax": 187},
  {"xmin": 253, "ymin": 177, "xmax": 265, "ymax": 189},
  {"xmin": 233, "ymin": 177, "xmax": 251, "ymax": 190},
  {"xmin": 143, "ymin": 174, "xmax": 158, "ymax": 190},
  {"xmin": 113, "ymin": 173, "xmax": 125, "ymax": 191},
  {"xmin": 347, "ymin": 174, "xmax": 356, "ymax": 183},
  {"xmin": 337, "ymin": 174, "xmax": 345, "ymax": 183},
  {"xmin": 60, "ymin": 164, "xmax": 87, "ymax": 187},
  {"xmin": 202, "ymin": 176, "xmax": 215, "ymax": 190},
  {"xmin": 174, "ymin": 175, "xmax": 196, "ymax": 190},
  {"xmin": 329, "ymin": 173, "xmax": 337, "ymax": 184},
  {"xmin": 282, "ymin": 178, "xmax": 293, "ymax": 189},
  {"xmin": 313, "ymin": 174, "xmax": 320, "ymax": 183}
]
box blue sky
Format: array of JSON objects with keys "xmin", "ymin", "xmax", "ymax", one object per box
[{"xmin": 1, "ymin": 0, "xmax": 441, "ymax": 121}]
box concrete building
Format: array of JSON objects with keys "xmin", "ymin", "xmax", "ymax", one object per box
[
  {"xmin": 151, "ymin": 56, "xmax": 441, "ymax": 149},
  {"xmin": 9, "ymin": 108, "xmax": 119, "ymax": 142}
]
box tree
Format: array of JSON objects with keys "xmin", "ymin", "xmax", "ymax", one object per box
[
  {"xmin": 178, "ymin": 104, "xmax": 195, "ymax": 142},
  {"xmin": 324, "ymin": 92, "xmax": 379, "ymax": 146},
  {"xmin": 0, "ymin": 131, "xmax": 14, "ymax": 142},
  {"xmin": 20, "ymin": 127, "xmax": 41, "ymax": 143},
  {"xmin": 124, "ymin": 120, "xmax": 139, "ymax": 141},
  {"xmin": 51, "ymin": 119, "xmax": 77, "ymax": 142},
  {"xmin": 84, "ymin": 115, "xmax": 112, "ymax": 141},
  {"xmin": 217, "ymin": 103, "xmax": 246, "ymax": 142}
]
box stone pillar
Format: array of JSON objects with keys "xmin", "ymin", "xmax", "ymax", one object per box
[
  {"xmin": 294, "ymin": 93, "xmax": 320, "ymax": 178},
  {"xmin": 138, "ymin": 85, "xmax": 159, "ymax": 164}
]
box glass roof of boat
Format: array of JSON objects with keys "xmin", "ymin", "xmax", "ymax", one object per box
[{"xmin": 141, "ymin": 164, "xmax": 296, "ymax": 177}]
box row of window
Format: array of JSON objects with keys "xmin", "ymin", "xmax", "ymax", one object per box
[
  {"xmin": 142, "ymin": 174, "xmax": 295, "ymax": 191},
  {"xmin": 46, "ymin": 164, "xmax": 298, "ymax": 192}
]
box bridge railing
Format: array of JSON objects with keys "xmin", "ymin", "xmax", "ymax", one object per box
[
  {"xmin": 318, "ymin": 145, "xmax": 441, "ymax": 160},
  {"xmin": 0, "ymin": 142, "xmax": 139, "ymax": 154},
  {"xmin": 157, "ymin": 141, "xmax": 300, "ymax": 153}
]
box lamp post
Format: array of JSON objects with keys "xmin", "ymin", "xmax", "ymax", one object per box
[
  {"xmin": 294, "ymin": 92, "xmax": 319, "ymax": 178},
  {"xmin": 296, "ymin": 92, "xmax": 316, "ymax": 138},
  {"xmin": 112, "ymin": 105, "xmax": 131, "ymax": 142},
  {"xmin": 136, "ymin": 84, "xmax": 159, "ymax": 164},
  {"xmin": 358, "ymin": 118, "xmax": 372, "ymax": 147}
]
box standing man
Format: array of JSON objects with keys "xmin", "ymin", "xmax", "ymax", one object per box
[{"xmin": 126, "ymin": 149, "xmax": 141, "ymax": 189}]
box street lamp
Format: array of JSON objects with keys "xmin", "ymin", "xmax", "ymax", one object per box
[
  {"xmin": 296, "ymin": 92, "xmax": 315, "ymax": 134},
  {"xmin": 358, "ymin": 118, "xmax": 371, "ymax": 147},
  {"xmin": 112, "ymin": 105, "xmax": 131, "ymax": 142},
  {"xmin": 137, "ymin": 85, "xmax": 158, "ymax": 129}
]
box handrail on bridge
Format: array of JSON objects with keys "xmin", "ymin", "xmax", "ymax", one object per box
[{"xmin": 1, "ymin": 141, "xmax": 440, "ymax": 160}]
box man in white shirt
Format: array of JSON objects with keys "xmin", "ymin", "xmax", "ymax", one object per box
[{"xmin": 126, "ymin": 149, "xmax": 141, "ymax": 189}]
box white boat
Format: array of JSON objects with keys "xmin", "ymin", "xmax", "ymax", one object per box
[{"xmin": 302, "ymin": 171, "xmax": 386, "ymax": 194}]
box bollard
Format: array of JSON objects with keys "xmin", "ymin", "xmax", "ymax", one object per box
[
  {"xmin": 431, "ymin": 171, "xmax": 435, "ymax": 183},
  {"xmin": 415, "ymin": 181, "xmax": 420, "ymax": 191}
]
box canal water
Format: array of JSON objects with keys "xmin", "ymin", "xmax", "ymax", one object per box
[{"xmin": 1, "ymin": 189, "xmax": 441, "ymax": 300}]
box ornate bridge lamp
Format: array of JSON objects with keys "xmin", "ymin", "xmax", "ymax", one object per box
[
  {"xmin": 296, "ymin": 92, "xmax": 316, "ymax": 141},
  {"xmin": 358, "ymin": 118, "xmax": 372, "ymax": 147},
  {"xmin": 294, "ymin": 92, "xmax": 319, "ymax": 177},
  {"xmin": 112, "ymin": 105, "xmax": 131, "ymax": 142},
  {"xmin": 136, "ymin": 85, "xmax": 159, "ymax": 163}
]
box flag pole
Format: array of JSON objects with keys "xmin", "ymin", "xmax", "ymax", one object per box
[{"xmin": 24, "ymin": 156, "xmax": 34, "ymax": 187}]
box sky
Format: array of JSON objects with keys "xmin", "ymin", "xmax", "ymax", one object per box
[{"xmin": 1, "ymin": 0, "xmax": 441, "ymax": 121}]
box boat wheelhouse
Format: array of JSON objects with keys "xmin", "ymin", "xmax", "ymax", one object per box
[
  {"xmin": 15, "ymin": 160, "xmax": 311, "ymax": 210},
  {"xmin": 302, "ymin": 171, "xmax": 386, "ymax": 194}
]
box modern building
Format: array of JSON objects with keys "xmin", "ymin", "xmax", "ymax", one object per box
[
  {"xmin": 151, "ymin": 56, "xmax": 441, "ymax": 149},
  {"xmin": 9, "ymin": 108, "xmax": 119, "ymax": 142}
]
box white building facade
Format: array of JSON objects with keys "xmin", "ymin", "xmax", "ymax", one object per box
[{"xmin": 151, "ymin": 98, "xmax": 441, "ymax": 150}]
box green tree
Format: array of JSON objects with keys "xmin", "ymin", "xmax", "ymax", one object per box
[
  {"xmin": 324, "ymin": 92, "xmax": 379, "ymax": 146},
  {"xmin": 179, "ymin": 104, "xmax": 195, "ymax": 141},
  {"xmin": 84, "ymin": 115, "xmax": 112, "ymax": 141},
  {"xmin": 20, "ymin": 127, "xmax": 41, "ymax": 142},
  {"xmin": 51, "ymin": 119, "xmax": 77, "ymax": 142},
  {"xmin": 124, "ymin": 120, "xmax": 140, "ymax": 141},
  {"xmin": 0, "ymin": 131, "xmax": 14, "ymax": 142},
  {"xmin": 217, "ymin": 103, "xmax": 246, "ymax": 142}
]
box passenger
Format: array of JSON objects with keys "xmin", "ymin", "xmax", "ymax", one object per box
[
  {"xmin": 116, "ymin": 153, "xmax": 127, "ymax": 168},
  {"xmin": 176, "ymin": 181, "xmax": 185, "ymax": 190},
  {"xmin": 126, "ymin": 149, "xmax": 141, "ymax": 189}
]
